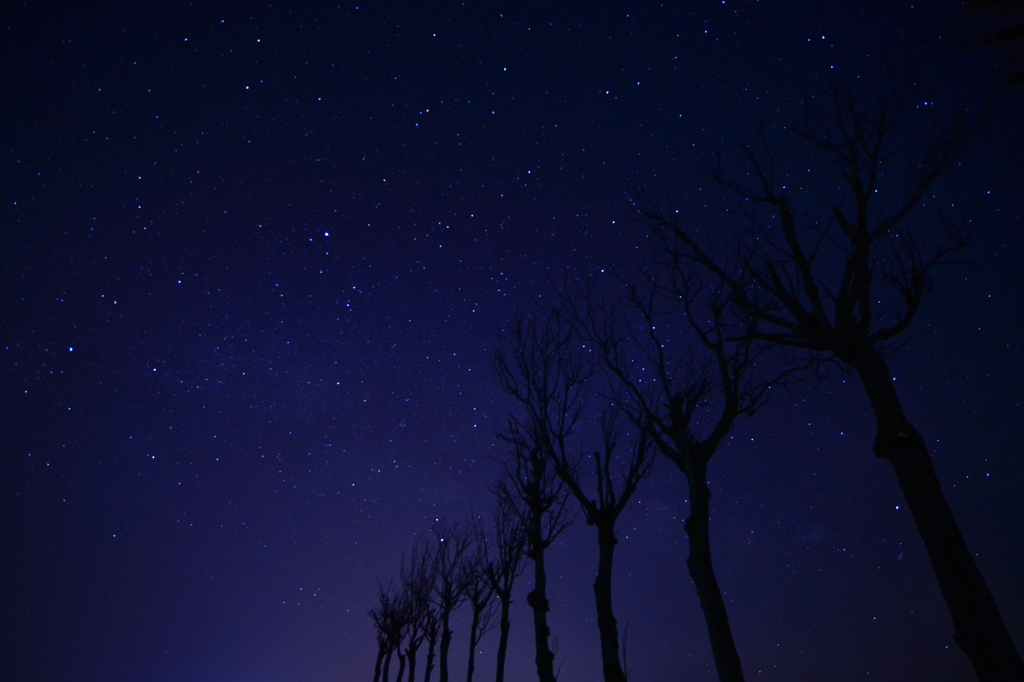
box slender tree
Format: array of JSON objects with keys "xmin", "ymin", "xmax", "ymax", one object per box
[
  {"xmin": 372, "ymin": 613, "xmax": 390, "ymax": 682},
  {"xmin": 493, "ymin": 314, "xmax": 580, "ymax": 682},
  {"xmin": 548, "ymin": 402, "xmax": 654, "ymax": 682},
  {"xmin": 463, "ymin": 541, "xmax": 499, "ymax": 682},
  {"xmin": 395, "ymin": 651, "xmax": 407, "ymax": 682},
  {"xmin": 370, "ymin": 583, "xmax": 406, "ymax": 682},
  {"xmin": 480, "ymin": 480, "xmax": 528, "ymax": 682},
  {"xmin": 567, "ymin": 275, "xmax": 777, "ymax": 682},
  {"xmin": 430, "ymin": 518, "xmax": 473, "ymax": 682},
  {"xmin": 400, "ymin": 541, "xmax": 436, "ymax": 682},
  {"xmin": 646, "ymin": 75, "xmax": 1022, "ymax": 680},
  {"xmin": 422, "ymin": 605, "xmax": 441, "ymax": 682}
]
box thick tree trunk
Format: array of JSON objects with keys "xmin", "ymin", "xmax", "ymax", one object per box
[
  {"xmin": 683, "ymin": 461, "xmax": 745, "ymax": 682},
  {"xmin": 467, "ymin": 608, "xmax": 481, "ymax": 682},
  {"xmin": 527, "ymin": 534, "xmax": 558, "ymax": 682},
  {"xmin": 495, "ymin": 597, "xmax": 512, "ymax": 682},
  {"xmin": 593, "ymin": 522, "xmax": 627, "ymax": 682},
  {"xmin": 439, "ymin": 613, "xmax": 453, "ymax": 682},
  {"xmin": 854, "ymin": 348, "xmax": 1024, "ymax": 682},
  {"xmin": 383, "ymin": 649, "xmax": 394, "ymax": 682}
]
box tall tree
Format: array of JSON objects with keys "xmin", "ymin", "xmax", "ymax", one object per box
[
  {"xmin": 548, "ymin": 402, "xmax": 654, "ymax": 682},
  {"xmin": 462, "ymin": 539, "xmax": 499, "ymax": 682},
  {"xmin": 371, "ymin": 604, "xmax": 391, "ymax": 682},
  {"xmin": 422, "ymin": 604, "xmax": 441, "ymax": 682},
  {"xmin": 430, "ymin": 518, "xmax": 473, "ymax": 682},
  {"xmin": 395, "ymin": 651, "xmax": 407, "ymax": 682},
  {"xmin": 480, "ymin": 480, "xmax": 528, "ymax": 682},
  {"xmin": 400, "ymin": 541, "xmax": 436, "ymax": 682},
  {"xmin": 568, "ymin": 276, "xmax": 776, "ymax": 682},
  {"xmin": 493, "ymin": 314, "xmax": 579, "ymax": 682},
  {"xmin": 645, "ymin": 76, "xmax": 1022, "ymax": 680},
  {"xmin": 370, "ymin": 583, "xmax": 406, "ymax": 682}
]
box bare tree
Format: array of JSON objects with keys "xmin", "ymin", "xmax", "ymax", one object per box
[
  {"xmin": 370, "ymin": 582, "xmax": 406, "ymax": 682},
  {"xmin": 645, "ymin": 75, "xmax": 1022, "ymax": 680},
  {"xmin": 493, "ymin": 314, "xmax": 580, "ymax": 682},
  {"xmin": 400, "ymin": 541, "xmax": 437, "ymax": 682},
  {"xmin": 371, "ymin": 597, "xmax": 391, "ymax": 682},
  {"xmin": 566, "ymin": 274, "xmax": 776, "ymax": 682},
  {"xmin": 480, "ymin": 480, "xmax": 528, "ymax": 682},
  {"xmin": 430, "ymin": 518, "xmax": 473, "ymax": 682},
  {"xmin": 548, "ymin": 401, "xmax": 654, "ymax": 682},
  {"xmin": 395, "ymin": 650, "xmax": 407, "ymax": 682},
  {"xmin": 421, "ymin": 604, "xmax": 441, "ymax": 682},
  {"xmin": 463, "ymin": 538, "xmax": 499, "ymax": 682}
]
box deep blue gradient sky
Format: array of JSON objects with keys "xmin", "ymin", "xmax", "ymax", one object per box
[{"xmin": 3, "ymin": 2, "xmax": 1023, "ymax": 681}]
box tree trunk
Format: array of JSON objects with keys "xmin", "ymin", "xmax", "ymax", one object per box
[
  {"xmin": 467, "ymin": 607, "xmax": 481, "ymax": 682},
  {"xmin": 407, "ymin": 643, "xmax": 420, "ymax": 682},
  {"xmin": 439, "ymin": 612, "xmax": 453, "ymax": 682},
  {"xmin": 683, "ymin": 460, "xmax": 745, "ymax": 682},
  {"xmin": 593, "ymin": 522, "xmax": 627, "ymax": 682},
  {"xmin": 424, "ymin": 638, "xmax": 437, "ymax": 682},
  {"xmin": 854, "ymin": 348, "xmax": 1024, "ymax": 682},
  {"xmin": 527, "ymin": 527, "xmax": 558, "ymax": 682},
  {"xmin": 495, "ymin": 597, "xmax": 512, "ymax": 682},
  {"xmin": 383, "ymin": 649, "xmax": 394, "ymax": 682},
  {"xmin": 396, "ymin": 652, "xmax": 407, "ymax": 682}
]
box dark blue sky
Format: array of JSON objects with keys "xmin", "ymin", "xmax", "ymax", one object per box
[{"xmin": 2, "ymin": 1, "xmax": 1022, "ymax": 680}]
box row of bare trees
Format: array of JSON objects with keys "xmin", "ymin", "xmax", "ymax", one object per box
[
  {"xmin": 371, "ymin": 72, "xmax": 1022, "ymax": 682},
  {"xmin": 630, "ymin": 71, "xmax": 1021, "ymax": 680},
  {"xmin": 370, "ymin": 507, "xmax": 528, "ymax": 682},
  {"xmin": 492, "ymin": 276, "xmax": 782, "ymax": 682}
]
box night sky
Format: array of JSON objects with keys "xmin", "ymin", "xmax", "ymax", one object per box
[{"xmin": 3, "ymin": 2, "xmax": 1023, "ymax": 681}]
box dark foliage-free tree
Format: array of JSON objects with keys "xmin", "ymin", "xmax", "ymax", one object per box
[
  {"xmin": 567, "ymin": 277, "xmax": 776, "ymax": 682},
  {"xmin": 395, "ymin": 651, "xmax": 407, "ymax": 682},
  {"xmin": 462, "ymin": 539, "xmax": 499, "ymax": 682},
  {"xmin": 422, "ymin": 604, "xmax": 441, "ymax": 682},
  {"xmin": 549, "ymin": 400, "xmax": 654, "ymax": 682},
  {"xmin": 371, "ymin": 604, "xmax": 391, "ymax": 682},
  {"xmin": 370, "ymin": 583, "xmax": 407, "ymax": 682},
  {"xmin": 645, "ymin": 76, "xmax": 1022, "ymax": 681},
  {"xmin": 400, "ymin": 541, "xmax": 437, "ymax": 682},
  {"xmin": 493, "ymin": 428, "xmax": 573, "ymax": 682},
  {"xmin": 430, "ymin": 518, "xmax": 473, "ymax": 682},
  {"xmin": 479, "ymin": 480, "xmax": 528, "ymax": 682},
  {"xmin": 493, "ymin": 315, "xmax": 579, "ymax": 682}
]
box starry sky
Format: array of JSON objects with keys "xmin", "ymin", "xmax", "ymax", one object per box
[{"xmin": 2, "ymin": 2, "xmax": 1023, "ymax": 681}]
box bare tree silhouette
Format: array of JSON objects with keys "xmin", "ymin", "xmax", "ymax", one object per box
[
  {"xmin": 496, "ymin": 310, "xmax": 657, "ymax": 682},
  {"xmin": 643, "ymin": 74, "xmax": 1021, "ymax": 680},
  {"xmin": 430, "ymin": 518, "xmax": 473, "ymax": 682},
  {"xmin": 463, "ymin": 538, "xmax": 499, "ymax": 682},
  {"xmin": 493, "ymin": 314, "xmax": 579, "ymax": 682},
  {"xmin": 400, "ymin": 541, "xmax": 437, "ymax": 682},
  {"xmin": 476, "ymin": 488, "xmax": 527, "ymax": 682},
  {"xmin": 370, "ymin": 582, "xmax": 407, "ymax": 682},
  {"xmin": 548, "ymin": 399, "xmax": 654, "ymax": 682},
  {"xmin": 564, "ymin": 273, "xmax": 777, "ymax": 682},
  {"xmin": 421, "ymin": 603, "xmax": 441, "ymax": 682}
]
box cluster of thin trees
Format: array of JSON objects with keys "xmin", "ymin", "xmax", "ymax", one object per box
[
  {"xmin": 368, "ymin": 510, "xmax": 527, "ymax": 682},
  {"xmin": 370, "ymin": 72, "xmax": 1023, "ymax": 682}
]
